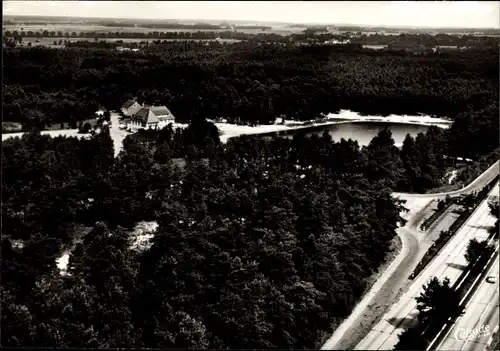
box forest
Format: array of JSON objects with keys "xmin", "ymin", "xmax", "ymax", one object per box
[
  {"xmin": 3, "ymin": 43, "xmax": 498, "ymax": 130},
  {"xmin": 2, "ymin": 40, "xmax": 499, "ymax": 348},
  {"xmin": 3, "ymin": 125, "xmax": 408, "ymax": 348}
]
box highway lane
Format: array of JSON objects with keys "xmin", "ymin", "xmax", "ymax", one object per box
[
  {"xmin": 437, "ymin": 256, "xmax": 499, "ymax": 351},
  {"xmin": 355, "ymin": 184, "xmax": 499, "ymax": 350}
]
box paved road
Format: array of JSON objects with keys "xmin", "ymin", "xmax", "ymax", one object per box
[
  {"xmin": 355, "ymin": 184, "xmax": 499, "ymax": 350},
  {"xmin": 321, "ymin": 225, "xmax": 421, "ymax": 350},
  {"xmin": 437, "ymin": 256, "xmax": 499, "ymax": 351},
  {"xmin": 393, "ymin": 161, "xmax": 499, "ymax": 200},
  {"xmin": 321, "ymin": 195, "xmax": 432, "ymax": 349}
]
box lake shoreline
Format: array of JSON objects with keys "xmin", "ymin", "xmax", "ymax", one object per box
[{"xmin": 238, "ymin": 118, "xmax": 449, "ymax": 140}]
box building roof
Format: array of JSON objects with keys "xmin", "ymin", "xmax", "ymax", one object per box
[
  {"xmin": 122, "ymin": 100, "xmax": 137, "ymax": 109},
  {"xmin": 150, "ymin": 105, "xmax": 173, "ymax": 117},
  {"xmin": 133, "ymin": 108, "xmax": 160, "ymax": 125}
]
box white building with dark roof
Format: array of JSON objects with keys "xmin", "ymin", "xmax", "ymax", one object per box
[
  {"xmin": 128, "ymin": 107, "xmax": 160, "ymax": 132},
  {"xmin": 121, "ymin": 100, "xmax": 142, "ymax": 116},
  {"xmin": 151, "ymin": 105, "xmax": 175, "ymax": 128},
  {"xmin": 126, "ymin": 105, "xmax": 175, "ymax": 132},
  {"xmin": 123, "ymin": 98, "xmax": 175, "ymax": 132}
]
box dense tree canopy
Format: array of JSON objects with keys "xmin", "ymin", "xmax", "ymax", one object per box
[
  {"xmin": 2, "ymin": 125, "xmax": 409, "ymax": 348},
  {"xmin": 3, "ymin": 44, "xmax": 498, "ymax": 134}
]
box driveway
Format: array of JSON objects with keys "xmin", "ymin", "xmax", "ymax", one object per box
[{"xmin": 109, "ymin": 113, "xmax": 131, "ymax": 157}]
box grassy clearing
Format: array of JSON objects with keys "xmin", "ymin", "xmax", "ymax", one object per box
[
  {"xmin": 17, "ymin": 36, "xmax": 241, "ymax": 48},
  {"xmin": 44, "ymin": 118, "xmax": 98, "ymax": 131},
  {"xmin": 2, "ymin": 118, "xmax": 99, "ymax": 133}
]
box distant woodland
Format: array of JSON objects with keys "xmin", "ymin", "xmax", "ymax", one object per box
[
  {"xmin": 1, "ymin": 39, "xmax": 499, "ymax": 348},
  {"xmin": 3, "ymin": 43, "xmax": 498, "ymax": 127},
  {"xmin": 3, "ymin": 27, "xmax": 499, "ymax": 46}
]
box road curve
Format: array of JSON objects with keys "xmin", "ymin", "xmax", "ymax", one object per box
[
  {"xmin": 393, "ymin": 161, "xmax": 499, "ymax": 199},
  {"xmin": 321, "ymin": 161, "xmax": 499, "ymax": 350}
]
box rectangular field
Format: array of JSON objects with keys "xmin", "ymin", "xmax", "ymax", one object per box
[{"xmin": 17, "ymin": 36, "xmax": 241, "ymax": 48}]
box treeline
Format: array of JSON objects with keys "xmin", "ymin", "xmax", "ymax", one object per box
[
  {"xmin": 137, "ymin": 119, "xmax": 496, "ymax": 194},
  {"xmin": 99, "ymin": 22, "xmax": 223, "ymax": 30},
  {"xmin": 2, "ymin": 125, "xmax": 406, "ymax": 348},
  {"xmin": 3, "ymin": 44, "xmax": 498, "ymax": 137},
  {"xmin": 6, "ymin": 29, "xmax": 499, "ymax": 48},
  {"xmin": 4, "ymin": 29, "xmax": 286, "ymax": 42},
  {"xmin": 295, "ymin": 32, "xmax": 499, "ymax": 48},
  {"xmin": 3, "ymin": 85, "xmax": 99, "ymax": 129}
]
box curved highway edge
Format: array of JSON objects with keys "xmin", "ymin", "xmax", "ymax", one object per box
[{"xmin": 321, "ymin": 160, "xmax": 499, "ymax": 350}]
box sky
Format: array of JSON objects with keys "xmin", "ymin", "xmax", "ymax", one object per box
[{"xmin": 3, "ymin": 1, "xmax": 500, "ymax": 29}]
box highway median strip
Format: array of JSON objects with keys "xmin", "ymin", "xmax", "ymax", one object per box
[{"xmin": 420, "ymin": 197, "xmax": 453, "ymax": 232}]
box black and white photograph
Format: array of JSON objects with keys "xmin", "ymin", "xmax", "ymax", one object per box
[{"xmin": 2, "ymin": 1, "xmax": 499, "ymax": 349}]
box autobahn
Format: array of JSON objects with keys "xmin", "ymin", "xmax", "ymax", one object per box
[
  {"xmin": 321, "ymin": 161, "xmax": 499, "ymax": 350},
  {"xmin": 435, "ymin": 252, "xmax": 499, "ymax": 351},
  {"xmin": 355, "ymin": 183, "xmax": 499, "ymax": 350}
]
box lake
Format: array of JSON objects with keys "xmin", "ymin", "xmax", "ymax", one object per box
[
  {"xmin": 261, "ymin": 121, "xmax": 432, "ymax": 147},
  {"xmin": 362, "ymin": 44, "xmax": 387, "ymax": 50}
]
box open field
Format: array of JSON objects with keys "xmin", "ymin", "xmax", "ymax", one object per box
[
  {"xmin": 2, "ymin": 118, "xmax": 98, "ymax": 133},
  {"xmin": 1, "ymin": 129, "xmax": 90, "ymax": 141},
  {"xmin": 15, "ymin": 36, "xmax": 241, "ymax": 48}
]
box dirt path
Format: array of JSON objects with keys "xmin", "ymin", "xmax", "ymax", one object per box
[{"xmin": 109, "ymin": 113, "xmax": 131, "ymax": 157}]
